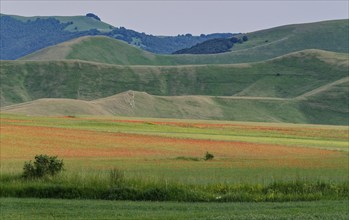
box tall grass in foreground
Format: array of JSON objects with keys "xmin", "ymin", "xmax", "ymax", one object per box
[{"xmin": 1, "ymin": 170, "xmax": 348, "ymax": 202}]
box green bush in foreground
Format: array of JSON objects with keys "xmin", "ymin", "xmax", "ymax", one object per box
[{"xmin": 22, "ymin": 155, "xmax": 64, "ymax": 179}]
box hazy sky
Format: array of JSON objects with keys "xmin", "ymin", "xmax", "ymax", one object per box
[{"xmin": 1, "ymin": 0, "xmax": 348, "ymax": 36}]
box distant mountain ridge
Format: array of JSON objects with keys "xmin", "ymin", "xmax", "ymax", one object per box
[
  {"xmin": 0, "ymin": 14, "xmax": 233, "ymax": 59},
  {"xmin": 20, "ymin": 19, "xmax": 349, "ymax": 65}
]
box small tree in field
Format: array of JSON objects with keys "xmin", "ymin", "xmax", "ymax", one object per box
[
  {"xmin": 23, "ymin": 154, "xmax": 64, "ymax": 179},
  {"xmin": 204, "ymin": 152, "xmax": 214, "ymax": 161}
]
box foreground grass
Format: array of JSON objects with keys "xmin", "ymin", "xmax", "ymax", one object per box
[
  {"xmin": 1, "ymin": 198, "xmax": 348, "ymax": 220},
  {"xmin": 1, "ymin": 172, "xmax": 348, "ymax": 202}
]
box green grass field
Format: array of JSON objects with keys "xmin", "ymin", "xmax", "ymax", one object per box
[{"xmin": 1, "ymin": 198, "xmax": 348, "ymax": 220}]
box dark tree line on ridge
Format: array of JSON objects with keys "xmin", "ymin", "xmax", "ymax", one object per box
[{"xmin": 0, "ymin": 14, "xmax": 234, "ymax": 60}]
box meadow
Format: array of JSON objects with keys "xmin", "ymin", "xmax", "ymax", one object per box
[
  {"xmin": 1, "ymin": 113, "xmax": 348, "ymax": 217},
  {"xmin": 1, "ymin": 114, "xmax": 348, "ymax": 183}
]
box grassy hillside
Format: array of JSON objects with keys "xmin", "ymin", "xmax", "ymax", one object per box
[
  {"xmin": 4, "ymin": 48, "xmax": 348, "ymax": 124},
  {"xmin": 2, "ymin": 82, "xmax": 348, "ymax": 125},
  {"xmin": 21, "ymin": 19, "xmax": 349, "ymax": 65},
  {"xmin": 3, "ymin": 49, "xmax": 348, "ymax": 103},
  {"xmin": 21, "ymin": 36, "xmax": 159, "ymax": 64},
  {"xmin": 2, "ymin": 72, "xmax": 348, "ymax": 125}
]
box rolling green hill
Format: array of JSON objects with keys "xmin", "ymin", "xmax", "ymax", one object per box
[
  {"xmin": 3, "ymin": 19, "xmax": 348, "ymax": 124},
  {"xmin": 3, "ymin": 49, "xmax": 348, "ymax": 104},
  {"xmin": 21, "ymin": 36, "xmax": 159, "ymax": 65},
  {"xmin": 1, "ymin": 79, "xmax": 348, "ymax": 124},
  {"xmin": 21, "ymin": 19, "xmax": 349, "ymax": 65},
  {"xmin": 2, "ymin": 49, "xmax": 348, "ymax": 124}
]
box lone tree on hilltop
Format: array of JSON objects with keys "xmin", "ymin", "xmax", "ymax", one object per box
[{"xmin": 86, "ymin": 13, "xmax": 101, "ymax": 21}]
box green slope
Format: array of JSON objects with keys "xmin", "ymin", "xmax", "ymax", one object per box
[
  {"xmin": 21, "ymin": 19, "xmax": 349, "ymax": 65},
  {"xmin": 297, "ymin": 77, "xmax": 349, "ymax": 125},
  {"xmin": 2, "ymin": 50, "xmax": 348, "ymax": 124},
  {"xmin": 2, "ymin": 79, "xmax": 348, "ymax": 125},
  {"xmin": 3, "ymin": 49, "xmax": 347, "ymax": 105},
  {"xmin": 20, "ymin": 36, "xmax": 159, "ymax": 64}
]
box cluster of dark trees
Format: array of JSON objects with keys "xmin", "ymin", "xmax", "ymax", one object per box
[
  {"xmin": 0, "ymin": 14, "xmax": 235, "ymax": 60},
  {"xmin": 0, "ymin": 16, "xmax": 100, "ymax": 60},
  {"xmin": 173, "ymin": 35, "xmax": 248, "ymax": 55}
]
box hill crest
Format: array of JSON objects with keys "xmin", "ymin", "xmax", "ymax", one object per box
[{"xmin": 20, "ymin": 19, "xmax": 349, "ymax": 65}]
